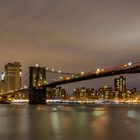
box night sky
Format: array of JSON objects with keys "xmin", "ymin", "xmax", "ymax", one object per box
[{"xmin": 0, "ymin": 0, "xmax": 140, "ymax": 91}]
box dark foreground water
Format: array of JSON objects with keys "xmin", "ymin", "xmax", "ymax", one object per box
[{"xmin": 0, "ymin": 104, "xmax": 140, "ymax": 140}]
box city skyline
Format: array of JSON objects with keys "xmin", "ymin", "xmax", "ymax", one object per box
[
  {"xmin": 0, "ymin": 61, "xmax": 139, "ymax": 96},
  {"xmin": 0, "ymin": 62, "xmax": 139, "ymax": 104},
  {"xmin": 0, "ymin": 0, "xmax": 140, "ymax": 89}
]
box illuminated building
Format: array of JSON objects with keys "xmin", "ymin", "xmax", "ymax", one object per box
[
  {"xmin": 114, "ymin": 76, "xmax": 126, "ymax": 92},
  {"xmin": 72, "ymin": 87, "xmax": 96, "ymax": 100},
  {"xmin": 0, "ymin": 80, "xmax": 5, "ymax": 95},
  {"xmin": 5, "ymin": 62, "xmax": 21, "ymax": 93},
  {"xmin": 98, "ymin": 86, "xmax": 113, "ymax": 99},
  {"xmin": 46, "ymin": 87, "xmax": 67, "ymax": 100},
  {"xmin": 0, "ymin": 72, "xmax": 5, "ymax": 81},
  {"xmin": 0, "ymin": 72, "xmax": 5, "ymax": 94}
]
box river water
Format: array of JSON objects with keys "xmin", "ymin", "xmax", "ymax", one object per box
[{"xmin": 0, "ymin": 104, "xmax": 140, "ymax": 140}]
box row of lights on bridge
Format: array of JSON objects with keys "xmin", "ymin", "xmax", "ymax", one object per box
[
  {"xmin": 26, "ymin": 62, "xmax": 134, "ymax": 87},
  {"xmin": 45, "ymin": 62, "xmax": 133, "ymax": 82}
]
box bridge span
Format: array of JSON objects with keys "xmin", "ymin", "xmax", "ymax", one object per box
[{"xmin": 43, "ymin": 62, "xmax": 140, "ymax": 87}]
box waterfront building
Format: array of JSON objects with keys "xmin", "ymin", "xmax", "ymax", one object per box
[
  {"xmin": 0, "ymin": 80, "xmax": 5, "ymax": 95},
  {"xmin": 98, "ymin": 86, "xmax": 113, "ymax": 99},
  {"xmin": 46, "ymin": 87, "xmax": 67, "ymax": 100},
  {"xmin": 5, "ymin": 62, "xmax": 21, "ymax": 93},
  {"xmin": 0, "ymin": 72, "xmax": 5, "ymax": 81},
  {"xmin": 114, "ymin": 76, "xmax": 126, "ymax": 92},
  {"xmin": 0, "ymin": 72, "xmax": 6, "ymax": 94},
  {"xmin": 72, "ymin": 87, "xmax": 96, "ymax": 100}
]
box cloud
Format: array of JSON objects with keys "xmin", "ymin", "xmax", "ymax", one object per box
[{"xmin": 0, "ymin": 0, "xmax": 140, "ymax": 89}]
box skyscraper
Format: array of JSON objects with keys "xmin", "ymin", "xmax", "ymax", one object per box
[
  {"xmin": 5, "ymin": 62, "xmax": 21, "ymax": 92},
  {"xmin": 114, "ymin": 76, "xmax": 126, "ymax": 92}
]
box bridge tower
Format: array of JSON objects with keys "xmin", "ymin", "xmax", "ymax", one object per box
[{"xmin": 29, "ymin": 65, "xmax": 46, "ymax": 104}]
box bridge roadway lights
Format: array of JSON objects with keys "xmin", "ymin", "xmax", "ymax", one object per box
[{"xmin": 29, "ymin": 87, "xmax": 46, "ymax": 104}]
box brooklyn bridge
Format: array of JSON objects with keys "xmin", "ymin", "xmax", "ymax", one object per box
[{"xmin": 1, "ymin": 61, "xmax": 140, "ymax": 104}]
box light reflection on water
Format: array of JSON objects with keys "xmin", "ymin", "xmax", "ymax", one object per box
[{"xmin": 0, "ymin": 104, "xmax": 140, "ymax": 140}]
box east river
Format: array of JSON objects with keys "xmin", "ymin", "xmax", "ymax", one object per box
[{"xmin": 0, "ymin": 104, "xmax": 140, "ymax": 140}]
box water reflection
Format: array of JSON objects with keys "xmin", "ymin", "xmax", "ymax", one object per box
[
  {"xmin": 0, "ymin": 104, "xmax": 140, "ymax": 140},
  {"xmin": 51, "ymin": 112, "xmax": 61, "ymax": 139},
  {"xmin": 127, "ymin": 111, "xmax": 140, "ymax": 119}
]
